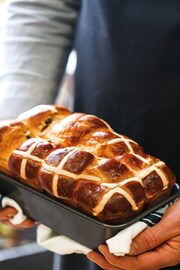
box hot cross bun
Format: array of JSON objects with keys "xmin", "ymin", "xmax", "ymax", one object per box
[{"xmin": 0, "ymin": 105, "xmax": 176, "ymax": 223}]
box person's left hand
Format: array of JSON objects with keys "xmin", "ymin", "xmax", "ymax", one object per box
[
  {"xmin": 0, "ymin": 206, "xmax": 35, "ymax": 228},
  {"xmin": 87, "ymin": 199, "xmax": 180, "ymax": 270}
]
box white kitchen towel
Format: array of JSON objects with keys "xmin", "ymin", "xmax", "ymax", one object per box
[
  {"xmin": 106, "ymin": 221, "xmax": 148, "ymax": 256},
  {"xmin": 37, "ymin": 224, "xmax": 91, "ymax": 255},
  {"xmin": 0, "ymin": 195, "xmax": 27, "ymax": 225}
]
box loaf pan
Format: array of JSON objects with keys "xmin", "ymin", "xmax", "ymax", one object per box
[{"xmin": 0, "ymin": 173, "xmax": 179, "ymax": 249}]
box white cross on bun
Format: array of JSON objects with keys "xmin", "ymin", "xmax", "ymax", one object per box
[{"xmin": 0, "ymin": 105, "xmax": 176, "ymax": 224}]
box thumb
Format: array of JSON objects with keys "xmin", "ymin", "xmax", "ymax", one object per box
[{"xmin": 130, "ymin": 200, "xmax": 180, "ymax": 255}]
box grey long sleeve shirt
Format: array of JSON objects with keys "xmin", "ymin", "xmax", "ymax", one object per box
[{"xmin": 0, "ymin": 0, "xmax": 80, "ymax": 120}]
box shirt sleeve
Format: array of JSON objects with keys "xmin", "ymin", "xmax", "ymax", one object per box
[{"xmin": 0, "ymin": 0, "xmax": 81, "ymax": 120}]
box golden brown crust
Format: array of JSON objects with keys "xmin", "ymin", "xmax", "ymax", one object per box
[
  {"xmin": 17, "ymin": 104, "xmax": 71, "ymax": 135},
  {"xmin": 0, "ymin": 121, "xmax": 29, "ymax": 173},
  {"xmin": 0, "ymin": 105, "xmax": 176, "ymax": 224}
]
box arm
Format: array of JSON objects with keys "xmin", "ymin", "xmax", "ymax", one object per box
[
  {"xmin": 87, "ymin": 200, "xmax": 180, "ymax": 270},
  {"xmin": 0, "ymin": 0, "xmax": 81, "ymax": 120},
  {"xmin": 0, "ymin": 0, "xmax": 81, "ymax": 227}
]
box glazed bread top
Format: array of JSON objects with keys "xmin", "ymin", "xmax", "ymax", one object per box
[{"xmin": 0, "ymin": 105, "xmax": 176, "ymax": 223}]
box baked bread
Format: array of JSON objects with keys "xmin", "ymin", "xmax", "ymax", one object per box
[
  {"xmin": 0, "ymin": 105, "xmax": 176, "ymax": 224},
  {"xmin": 0, "ymin": 105, "xmax": 71, "ymax": 174}
]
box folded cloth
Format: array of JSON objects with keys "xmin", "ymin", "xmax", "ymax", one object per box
[
  {"xmin": 37, "ymin": 225, "xmax": 91, "ymax": 255},
  {"xmin": 0, "ymin": 195, "xmax": 27, "ymax": 225},
  {"xmin": 37, "ymin": 183, "xmax": 180, "ymax": 256},
  {"xmin": 106, "ymin": 197, "xmax": 179, "ymax": 256}
]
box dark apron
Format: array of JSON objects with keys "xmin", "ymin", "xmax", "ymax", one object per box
[{"xmin": 61, "ymin": 1, "xmax": 180, "ymax": 269}]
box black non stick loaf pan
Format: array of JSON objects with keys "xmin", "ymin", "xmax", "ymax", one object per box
[{"xmin": 0, "ymin": 173, "xmax": 179, "ymax": 250}]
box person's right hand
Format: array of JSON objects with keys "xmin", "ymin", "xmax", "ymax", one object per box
[
  {"xmin": 87, "ymin": 199, "xmax": 180, "ymax": 270},
  {"xmin": 0, "ymin": 206, "xmax": 35, "ymax": 228}
]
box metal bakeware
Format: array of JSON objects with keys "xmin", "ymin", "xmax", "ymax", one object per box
[{"xmin": 0, "ymin": 173, "xmax": 179, "ymax": 249}]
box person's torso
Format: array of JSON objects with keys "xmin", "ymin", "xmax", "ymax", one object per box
[{"xmin": 74, "ymin": 0, "xmax": 180, "ymax": 181}]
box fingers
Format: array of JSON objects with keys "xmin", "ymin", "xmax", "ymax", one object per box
[
  {"xmin": 87, "ymin": 250, "xmax": 123, "ymax": 270},
  {"xmin": 0, "ymin": 218, "xmax": 35, "ymax": 228},
  {"xmin": 0, "ymin": 206, "xmax": 17, "ymax": 220},
  {"xmin": 15, "ymin": 218, "xmax": 35, "ymax": 228},
  {"xmin": 0, "ymin": 219, "xmax": 18, "ymax": 227},
  {"xmin": 0, "ymin": 206, "xmax": 35, "ymax": 228},
  {"xmin": 136, "ymin": 238, "xmax": 180, "ymax": 270},
  {"xmin": 130, "ymin": 224, "xmax": 165, "ymax": 255},
  {"xmin": 87, "ymin": 201, "xmax": 180, "ymax": 270},
  {"xmin": 130, "ymin": 201, "xmax": 180, "ymax": 255},
  {"xmin": 1, "ymin": 217, "xmax": 35, "ymax": 228},
  {"xmin": 97, "ymin": 245, "xmax": 140, "ymax": 270},
  {"xmin": 96, "ymin": 236, "xmax": 180, "ymax": 270}
]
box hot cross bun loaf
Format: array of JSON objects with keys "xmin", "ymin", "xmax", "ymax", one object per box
[{"xmin": 0, "ymin": 105, "xmax": 176, "ymax": 224}]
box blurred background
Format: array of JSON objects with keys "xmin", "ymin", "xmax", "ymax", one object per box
[{"xmin": 0, "ymin": 0, "xmax": 76, "ymax": 269}]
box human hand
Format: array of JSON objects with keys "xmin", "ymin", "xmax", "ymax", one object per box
[
  {"xmin": 87, "ymin": 199, "xmax": 180, "ymax": 270},
  {"xmin": 0, "ymin": 206, "xmax": 35, "ymax": 228}
]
